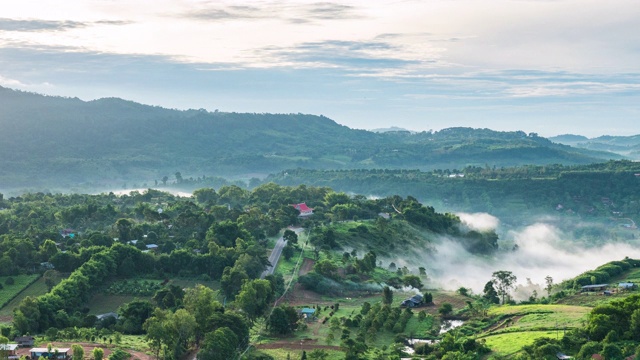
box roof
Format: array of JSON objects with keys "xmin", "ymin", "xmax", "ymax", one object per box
[
  {"xmin": 581, "ymin": 284, "xmax": 608, "ymax": 289},
  {"xmin": 619, "ymin": 282, "xmax": 635, "ymax": 287},
  {"xmin": 411, "ymin": 294, "xmax": 423, "ymax": 301},
  {"xmin": 14, "ymin": 336, "xmax": 34, "ymax": 340},
  {"xmin": 0, "ymin": 344, "xmax": 19, "ymax": 351},
  {"xmin": 292, "ymin": 203, "xmax": 313, "ymax": 211},
  {"xmin": 300, "ymin": 308, "xmax": 316, "ymax": 314},
  {"xmin": 146, "ymin": 244, "xmax": 159, "ymax": 249},
  {"xmin": 556, "ymin": 353, "xmax": 572, "ymax": 359}
]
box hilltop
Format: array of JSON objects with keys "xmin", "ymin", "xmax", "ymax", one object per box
[{"xmin": 0, "ymin": 86, "xmax": 623, "ymax": 191}]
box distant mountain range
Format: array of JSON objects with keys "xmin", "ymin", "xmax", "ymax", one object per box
[
  {"xmin": 0, "ymin": 86, "xmax": 625, "ymax": 191},
  {"xmin": 549, "ymin": 134, "xmax": 640, "ymax": 158}
]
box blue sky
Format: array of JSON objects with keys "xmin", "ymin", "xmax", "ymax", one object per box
[{"xmin": 1, "ymin": 0, "xmax": 639, "ymax": 137}]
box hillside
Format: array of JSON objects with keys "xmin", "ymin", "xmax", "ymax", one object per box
[
  {"xmin": 0, "ymin": 86, "xmax": 622, "ymax": 191},
  {"xmin": 550, "ymin": 133, "xmax": 640, "ymax": 159}
]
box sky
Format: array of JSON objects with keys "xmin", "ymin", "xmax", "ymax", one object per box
[{"xmin": 1, "ymin": 0, "xmax": 639, "ymax": 137}]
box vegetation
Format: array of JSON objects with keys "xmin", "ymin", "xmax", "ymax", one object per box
[
  {"xmin": 2, "ymin": 176, "xmax": 640, "ymax": 359},
  {"xmin": 0, "ymin": 86, "xmax": 622, "ymax": 192}
]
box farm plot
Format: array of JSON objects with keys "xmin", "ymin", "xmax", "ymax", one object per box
[
  {"xmin": 482, "ymin": 330, "xmax": 557, "ymax": 356},
  {"xmin": 484, "ymin": 304, "xmax": 589, "ymax": 335},
  {"xmin": 0, "ymin": 274, "xmax": 41, "ymax": 317}
]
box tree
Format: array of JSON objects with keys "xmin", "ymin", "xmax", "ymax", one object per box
[
  {"xmin": 71, "ymin": 344, "xmax": 84, "ymax": 360},
  {"xmin": 183, "ymin": 285, "xmax": 223, "ymax": 342},
  {"xmin": 382, "ymin": 286, "xmax": 393, "ymax": 305},
  {"xmin": 0, "ymin": 336, "xmax": 9, "ymax": 360},
  {"xmin": 482, "ymin": 281, "xmax": 499, "ymax": 304},
  {"xmin": 402, "ymin": 275, "xmax": 423, "ymax": 290},
  {"xmin": 267, "ymin": 306, "xmax": 298, "ymax": 335},
  {"xmin": 283, "ymin": 229, "xmax": 298, "ymax": 244},
  {"xmin": 199, "ymin": 327, "xmax": 238, "ymax": 360},
  {"xmin": 308, "ymin": 349, "xmax": 329, "ymax": 360},
  {"xmin": 92, "ymin": 348, "xmax": 104, "ymax": 360},
  {"xmin": 545, "ymin": 275, "xmax": 553, "ymax": 297},
  {"xmin": 439, "ymin": 303, "xmax": 453, "ymax": 317},
  {"xmin": 235, "ymin": 279, "xmax": 274, "ymax": 322},
  {"xmin": 491, "ymin": 271, "xmax": 517, "ymax": 304},
  {"xmin": 601, "ymin": 343, "xmax": 623, "ymax": 360},
  {"xmin": 282, "ymin": 242, "xmax": 295, "ymax": 261}
]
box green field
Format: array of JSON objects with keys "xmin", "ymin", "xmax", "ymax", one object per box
[
  {"xmin": 482, "ymin": 331, "xmax": 558, "ymax": 356},
  {"xmin": 0, "ymin": 274, "xmax": 43, "ymax": 317},
  {"xmin": 89, "ymin": 277, "xmax": 220, "ymax": 315},
  {"xmin": 484, "ymin": 304, "xmax": 589, "ymax": 335}
]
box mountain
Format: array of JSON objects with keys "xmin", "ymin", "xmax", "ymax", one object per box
[
  {"xmin": 0, "ymin": 86, "xmax": 624, "ymax": 191},
  {"xmin": 550, "ymin": 133, "xmax": 640, "ymax": 159}
]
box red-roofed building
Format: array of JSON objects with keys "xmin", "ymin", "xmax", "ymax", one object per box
[{"xmin": 292, "ymin": 203, "xmax": 314, "ymax": 217}]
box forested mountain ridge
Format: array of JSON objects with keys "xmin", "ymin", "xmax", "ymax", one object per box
[
  {"xmin": 0, "ymin": 86, "xmax": 623, "ymax": 191},
  {"xmin": 550, "ymin": 133, "xmax": 640, "ymax": 159}
]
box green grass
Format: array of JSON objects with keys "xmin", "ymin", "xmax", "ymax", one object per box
[
  {"xmin": 256, "ymin": 348, "xmax": 344, "ymax": 360},
  {"xmin": 485, "ymin": 304, "xmax": 589, "ymax": 335},
  {"xmin": 118, "ymin": 334, "xmax": 152, "ymax": 353},
  {"xmin": 482, "ymin": 331, "xmax": 558, "ymax": 356},
  {"xmin": 88, "ymin": 277, "xmax": 220, "ymax": 314},
  {"xmin": 0, "ymin": 274, "xmax": 43, "ymax": 316}
]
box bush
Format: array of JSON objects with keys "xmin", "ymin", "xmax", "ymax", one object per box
[{"xmin": 5, "ymin": 277, "xmax": 14, "ymax": 285}]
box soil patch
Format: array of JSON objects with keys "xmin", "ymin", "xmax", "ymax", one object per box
[
  {"xmin": 15, "ymin": 342, "xmax": 153, "ymax": 360},
  {"xmin": 256, "ymin": 339, "xmax": 340, "ymax": 351},
  {"xmin": 298, "ymin": 259, "xmax": 315, "ymax": 276}
]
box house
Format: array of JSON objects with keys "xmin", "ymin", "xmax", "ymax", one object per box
[
  {"xmin": 378, "ymin": 212, "xmax": 390, "ymax": 220},
  {"xmin": 300, "ymin": 308, "xmax": 316, "ymax": 321},
  {"xmin": 291, "ymin": 203, "xmax": 314, "ymax": 217},
  {"xmin": 0, "ymin": 344, "xmax": 19, "ymax": 359},
  {"xmin": 14, "ymin": 336, "xmax": 35, "ymax": 347},
  {"xmin": 401, "ymin": 294, "xmax": 424, "ymax": 308},
  {"xmin": 556, "ymin": 352, "xmax": 572, "ymax": 359},
  {"xmin": 581, "ymin": 284, "xmax": 608, "ymax": 292},
  {"xmin": 30, "ymin": 347, "xmax": 71, "ymax": 360},
  {"xmin": 146, "ymin": 244, "xmax": 159, "ymax": 251},
  {"xmin": 619, "ymin": 282, "xmax": 636, "ymax": 290}
]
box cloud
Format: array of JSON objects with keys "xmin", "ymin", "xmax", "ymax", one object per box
[
  {"xmin": 184, "ymin": 2, "xmax": 361, "ymax": 23},
  {"xmin": 0, "ymin": 18, "xmax": 132, "ymax": 32},
  {"xmin": 299, "ymin": 2, "xmax": 359, "ymax": 20},
  {"xmin": 400, "ymin": 222, "xmax": 640, "ymax": 297},
  {"xmin": 0, "ymin": 18, "xmax": 86, "ymax": 32},
  {"xmin": 457, "ymin": 212, "xmax": 500, "ymax": 231}
]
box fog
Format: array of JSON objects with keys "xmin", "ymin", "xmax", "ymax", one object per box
[{"xmin": 394, "ymin": 213, "xmax": 640, "ymax": 298}]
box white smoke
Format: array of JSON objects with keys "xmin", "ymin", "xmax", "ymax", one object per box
[
  {"xmin": 393, "ymin": 220, "xmax": 640, "ymax": 298},
  {"xmin": 457, "ymin": 212, "xmax": 500, "ymax": 232}
]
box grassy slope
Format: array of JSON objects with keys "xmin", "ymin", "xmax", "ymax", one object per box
[
  {"xmin": 87, "ymin": 277, "xmax": 221, "ymax": 314},
  {"xmin": 0, "ymin": 275, "xmax": 46, "ymax": 318}
]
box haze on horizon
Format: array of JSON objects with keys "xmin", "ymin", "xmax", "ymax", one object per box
[{"xmin": 1, "ymin": 0, "xmax": 639, "ymax": 137}]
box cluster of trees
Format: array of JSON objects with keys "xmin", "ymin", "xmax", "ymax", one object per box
[
  {"xmin": 562, "ymin": 258, "xmax": 640, "ymax": 290},
  {"xmin": 267, "ymin": 160, "xmax": 640, "ymax": 227}
]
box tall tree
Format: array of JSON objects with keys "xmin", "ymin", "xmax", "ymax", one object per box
[
  {"xmin": 544, "ymin": 275, "xmax": 553, "ymax": 297},
  {"xmin": 482, "ymin": 281, "xmax": 499, "ymax": 304},
  {"xmin": 491, "ymin": 271, "xmax": 517, "ymax": 304},
  {"xmin": 382, "ymin": 286, "xmax": 393, "ymax": 305}
]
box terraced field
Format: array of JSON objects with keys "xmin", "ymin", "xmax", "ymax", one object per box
[{"xmin": 479, "ymin": 304, "xmax": 591, "ymax": 356}]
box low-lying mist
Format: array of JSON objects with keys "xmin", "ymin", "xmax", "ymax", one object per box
[{"xmin": 390, "ymin": 213, "xmax": 640, "ymax": 298}]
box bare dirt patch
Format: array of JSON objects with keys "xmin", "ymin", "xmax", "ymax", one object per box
[
  {"xmin": 298, "ymin": 259, "xmax": 315, "ymax": 276},
  {"xmin": 15, "ymin": 342, "xmax": 153, "ymax": 360},
  {"xmin": 256, "ymin": 338, "xmax": 340, "ymax": 351}
]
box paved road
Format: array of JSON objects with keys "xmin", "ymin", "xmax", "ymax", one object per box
[
  {"xmin": 261, "ymin": 236, "xmax": 287, "ymax": 279},
  {"xmin": 260, "ymin": 227, "xmax": 303, "ymax": 279}
]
